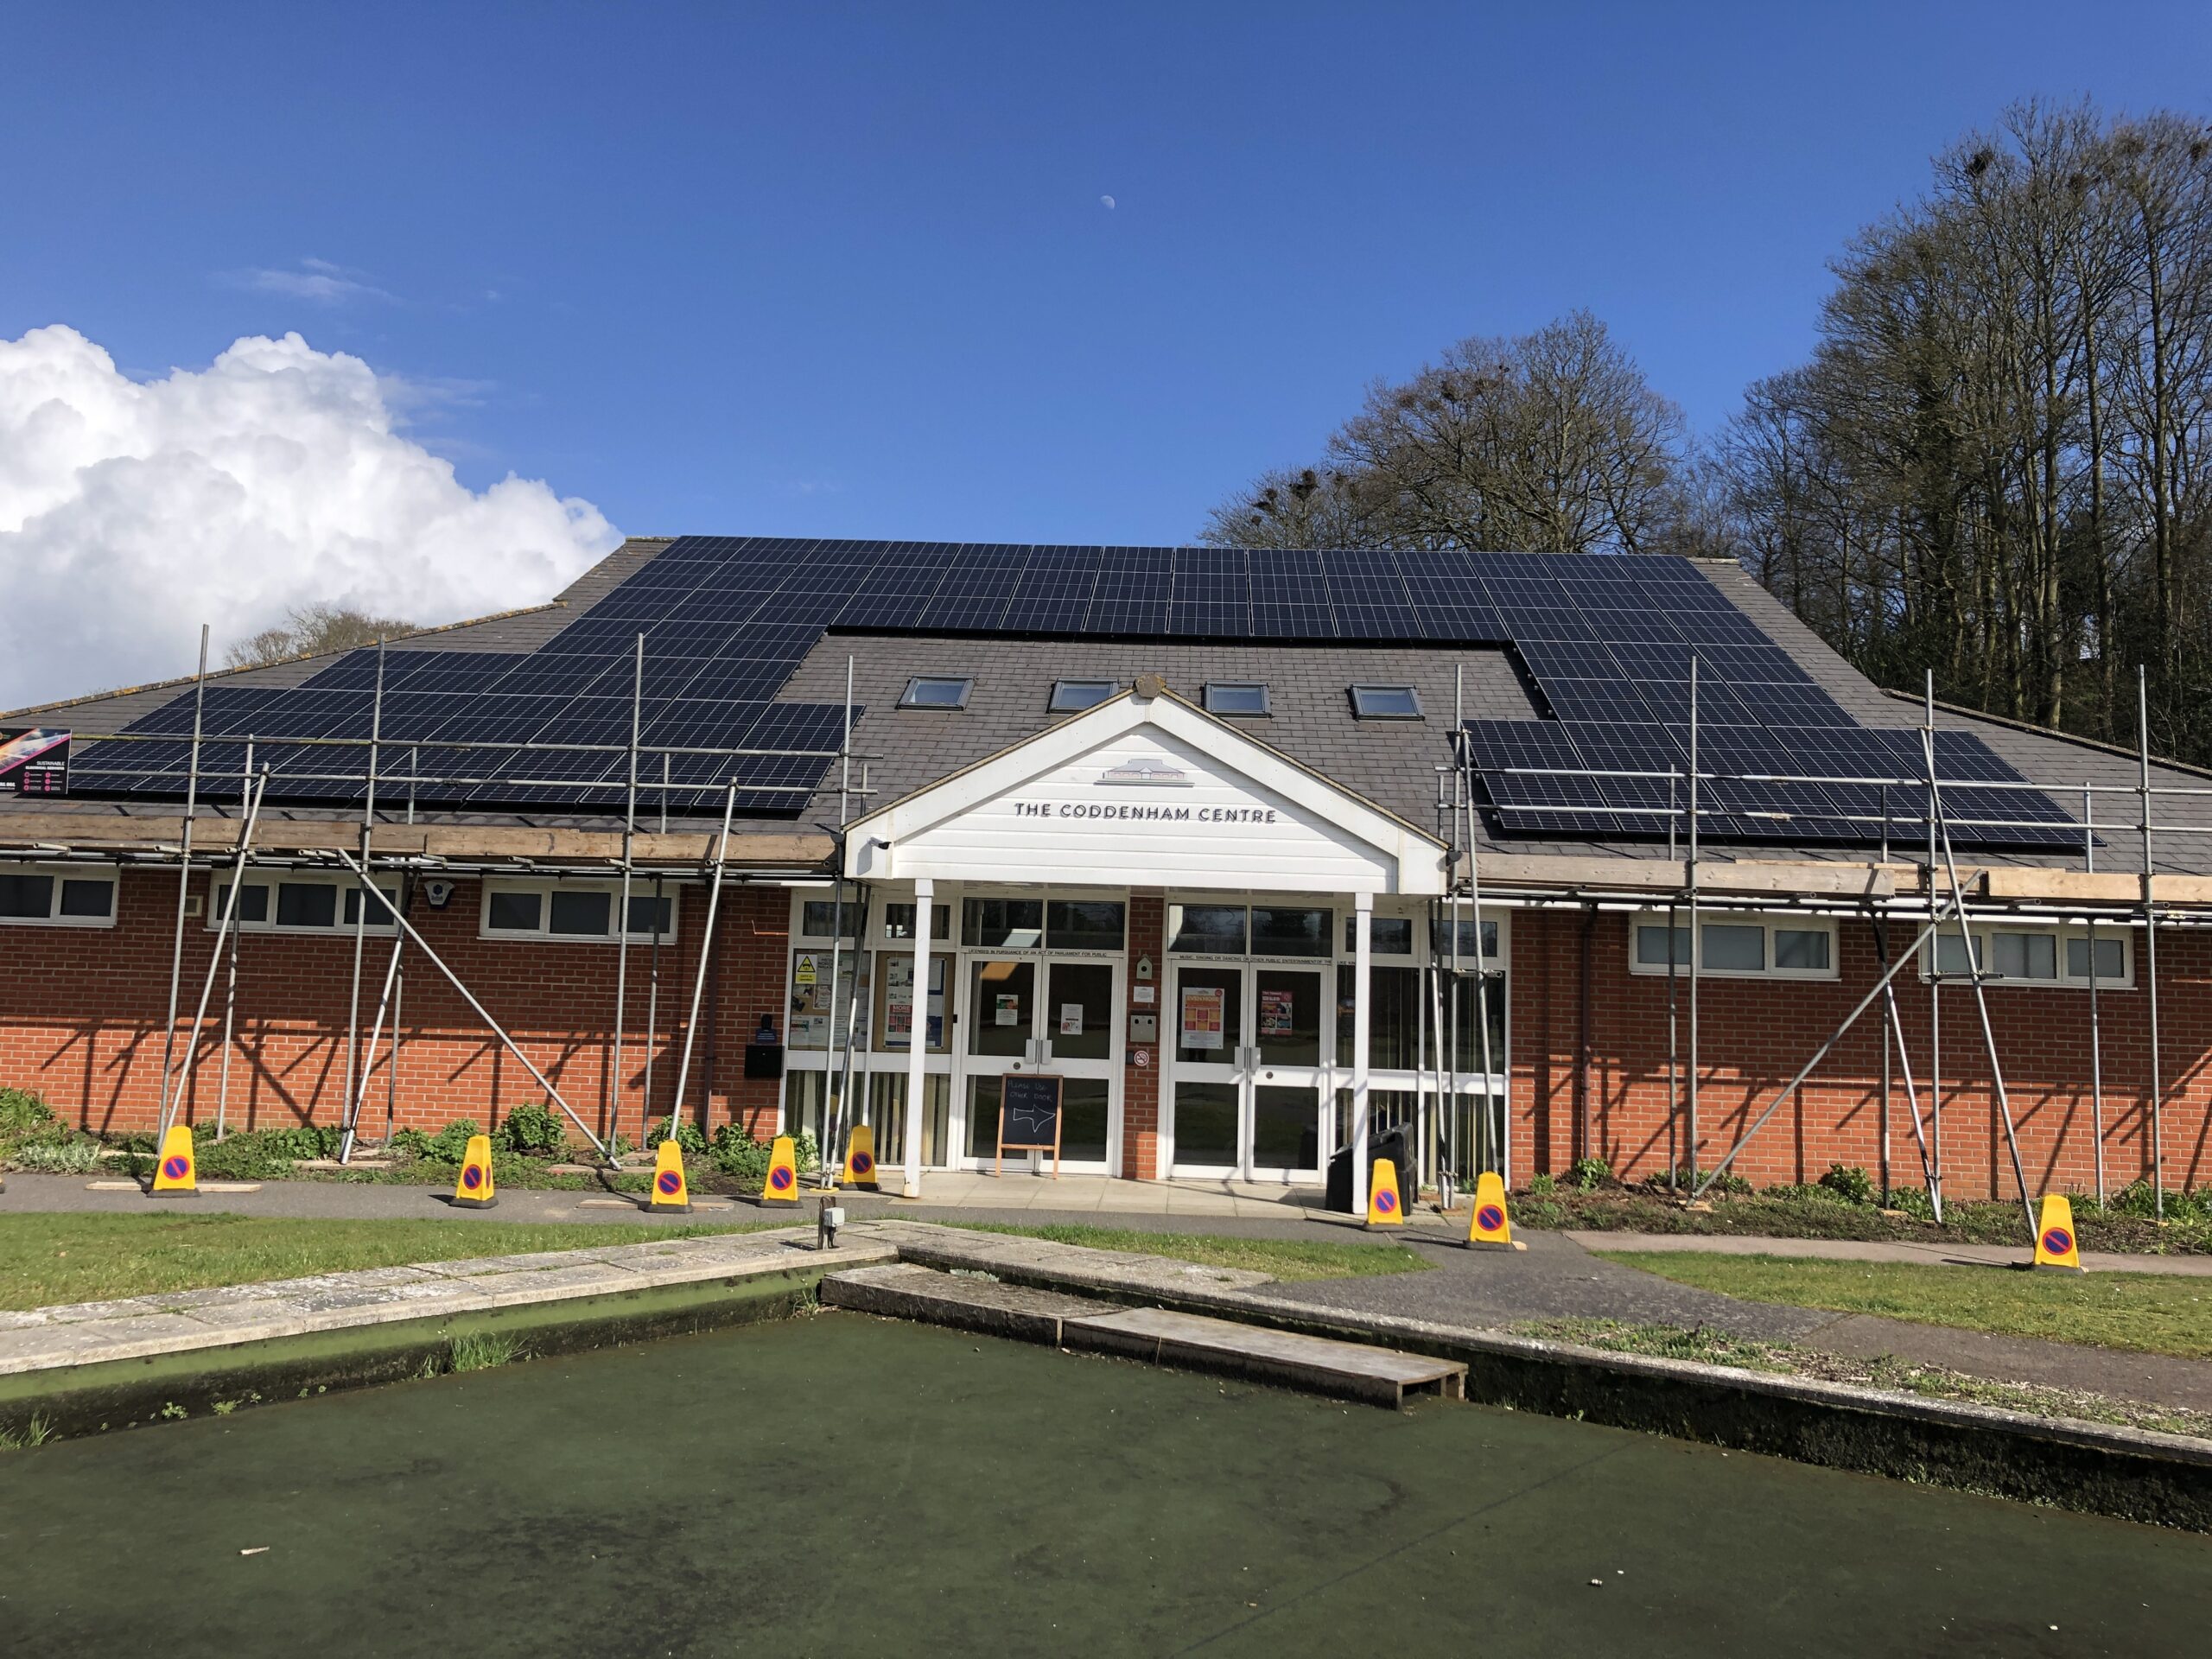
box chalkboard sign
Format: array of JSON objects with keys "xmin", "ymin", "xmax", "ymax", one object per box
[{"xmin": 995, "ymin": 1073, "xmax": 1064, "ymax": 1179}]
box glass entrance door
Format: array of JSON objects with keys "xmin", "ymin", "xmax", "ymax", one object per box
[
  {"xmin": 1168, "ymin": 964, "xmax": 1325, "ymax": 1180},
  {"xmin": 960, "ymin": 955, "xmax": 1121, "ymax": 1173}
]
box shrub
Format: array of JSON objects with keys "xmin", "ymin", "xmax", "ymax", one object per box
[
  {"xmin": 0, "ymin": 1086, "xmax": 58, "ymax": 1148},
  {"xmin": 709, "ymin": 1122, "xmax": 772, "ymax": 1183},
  {"xmin": 259, "ymin": 1125, "xmax": 341, "ymax": 1160},
  {"xmin": 645, "ymin": 1118, "xmax": 709, "ymax": 1158},
  {"xmin": 11, "ymin": 1135, "xmax": 100, "ymax": 1173},
  {"xmin": 1565, "ymin": 1155, "xmax": 1613, "ymax": 1192},
  {"xmin": 1885, "ymin": 1185, "xmax": 1937, "ymax": 1222},
  {"xmin": 499, "ymin": 1103, "xmax": 569, "ymax": 1158},
  {"xmin": 1818, "ymin": 1163, "xmax": 1876, "ymax": 1205},
  {"xmin": 196, "ymin": 1130, "xmax": 302, "ymax": 1181},
  {"xmin": 1760, "ymin": 1181, "xmax": 1849, "ymax": 1205},
  {"xmin": 1524, "ymin": 1172, "xmax": 1558, "ymax": 1197},
  {"xmin": 393, "ymin": 1119, "xmax": 483, "ymax": 1165}
]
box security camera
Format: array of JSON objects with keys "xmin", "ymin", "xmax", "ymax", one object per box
[{"xmin": 422, "ymin": 879, "xmax": 455, "ymax": 908}]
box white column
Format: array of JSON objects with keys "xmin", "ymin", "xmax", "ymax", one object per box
[
  {"xmin": 1351, "ymin": 891, "xmax": 1373, "ymax": 1217},
  {"xmin": 902, "ymin": 877, "xmax": 933, "ymax": 1198}
]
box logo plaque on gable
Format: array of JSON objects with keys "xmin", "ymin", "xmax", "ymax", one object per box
[{"xmin": 1097, "ymin": 758, "xmax": 1191, "ymax": 787}]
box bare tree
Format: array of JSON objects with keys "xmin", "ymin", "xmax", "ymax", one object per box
[{"xmin": 225, "ymin": 604, "xmax": 418, "ymax": 670}]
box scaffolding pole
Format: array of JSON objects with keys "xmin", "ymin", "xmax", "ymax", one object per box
[
  {"xmin": 339, "ymin": 641, "xmax": 386, "ymax": 1161},
  {"xmin": 1686, "ymin": 654, "xmax": 1700, "ymax": 1182},
  {"xmin": 340, "ymin": 924, "xmax": 409, "ymax": 1160},
  {"xmin": 154, "ymin": 626, "xmax": 210, "ymax": 1142},
  {"xmin": 214, "ymin": 735, "xmax": 256, "ymax": 1141},
  {"xmin": 2139, "ymin": 665, "xmax": 2165, "ymax": 1219},
  {"xmin": 663, "ymin": 783, "xmax": 740, "ymax": 1146},
  {"xmin": 330, "ymin": 846, "xmax": 613, "ymax": 1164},
  {"xmin": 169, "ymin": 768, "xmax": 271, "ymax": 1120},
  {"xmin": 2086, "ymin": 783, "xmax": 2107, "ymax": 1206},
  {"xmin": 611, "ymin": 632, "xmax": 644, "ymax": 1146}
]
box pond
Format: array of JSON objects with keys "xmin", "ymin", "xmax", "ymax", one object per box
[{"xmin": 4, "ymin": 1311, "xmax": 2208, "ymax": 1655}]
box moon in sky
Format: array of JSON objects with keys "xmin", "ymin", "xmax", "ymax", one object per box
[{"xmin": 1100, "ymin": 194, "xmax": 1116, "ymax": 209}]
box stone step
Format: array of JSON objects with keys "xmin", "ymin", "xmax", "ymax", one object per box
[
  {"xmin": 822, "ymin": 1262, "xmax": 1106, "ymax": 1344},
  {"xmin": 1063, "ymin": 1306, "xmax": 1467, "ymax": 1408}
]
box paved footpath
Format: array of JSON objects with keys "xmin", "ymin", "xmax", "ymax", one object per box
[{"xmin": 7, "ymin": 1172, "xmax": 2211, "ymax": 1414}]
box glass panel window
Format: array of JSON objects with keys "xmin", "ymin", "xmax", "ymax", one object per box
[
  {"xmin": 1202, "ymin": 682, "xmax": 1269, "ymax": 716},
  {"xmin": 1773, "ymin": 928, "xmax": 1831, "ymax": 972},
  {"xmin": 1350, "ymin": 684, "xmax": 1421, "ymax": 719},
  {"xmin": 1250, "ymin": 1085, "xmax": 1319, "ymax": 1170},
  {"xmin": 487, "ymin": 890, "xmax": 542, "ymax": 933},
  {"xmin": 549, "ymin": 889, "xmax": 612, "ymax": 937},
  {"xmin": 2067, "ymin": 936, "xmax": 2126, "ymax": 982},
  {"xmin": 276, "ymin": 883, "xmax": 337, "ymax": 929},
  {"xmin": 968, "ymin": 959, "xmax": 1034, "ymax": 1056},
  {"xmin": 874, "ymin": 950, "xmax": 950, "ymax": 1052},
  {"xmin": 1701, "ymin": 924, "xmax": 1764, "ymax": 972},
  {"xmin": 0, "ymin": 873, "xmax": 54, "ymax": 918},
  {"xmin": 1169, "ymin": 904, "xmax": 1246, "ymax": 954},
  {"xmin": 215, "ymin": 882, "xmax": 271, "ymax": 924},
  {"xmin": 881, "ymin": 902, "xmax": 950, "ymax": 942},
  {"xmin": 1046, "ymin": 961, "xmax": 1115, "ymax": 1061},
  {"xmin": 342, "ymin": 885, "xmax": 400, "ymax": 926},
  {"xmin": 962, "ymin": 898, "xmax": 1043, "ymax": 949},
  {"xmin": 1934, "ymin": 932, "xmax": 1980, "ymax": 976},
  {"xmin": 1172, "ymin": 1081, "xmax": 1239, "ymax": 1166},
  {"xmin": 790, "ymin": 948, "xmax": 869, "ymax": 1048},
  {"xmin": 800, "ymin": 899, "xmax": 863, "ymax": 939},
  {"xmin": 57, "ymin": 878, "xmax": 113, "ymax": 919},
  {"xmin": 1337, "ymin": 964, "xmax": 1422, "ymax": 1069},
  {"xmin": 624, "ymin": 893, "xmax": 673, "ymax": 938},
  {"xmin": 898, "ymin": 677, "xmax": 972, "ymax": 709},
  {"xmin": 1175, "ymin": 966, "xmax": 1243, "ymax": 1061},
  {"xmin": 1345, "ymin": 915, "xmax": 1414, "ymax": 955},
  {"xmin": 1255, "ymin": 969, "xmax": 1323, "ymax": 1065},
  {"xmin": 1049, "ymin": 679, "xmax": 1116, "ymax": 712},
  {"xmin": 1046, "ymin": 899, "xmax": 1125, "ymax": 951},
  {"xmin": 1991, "ymin": 931, "xmax": 2056, "ymax": 981},
  {"xmin": 1637, "ymin": 924, "xmax": 1691, "ymax": 967},
  {"xmin": 1448, "ymin": 974, "xmax": 1509, "ymax": 1074},
  {"xmin": 1251, "ymin": 906, "xmax": 1330, "ymax": 957},
  {"xmin": 1434, "ymin": 918, "xmax": 1501, "ymax": 961}
]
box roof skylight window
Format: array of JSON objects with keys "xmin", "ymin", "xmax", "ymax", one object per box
[
  {"xmin": 1049, "ymin": 679, "xmax": 1116, "ymax": 712},
  {"xmin": 1202, "ymin": 682, "xmax": 1270, "ymax": 716},
  {"xmin": 898, "ymin": 677, "xmax": 974, "ymax": 710},
  {"xmin": 1350, "ymin": 683, "xmax": 1422, "ymax": 720}
]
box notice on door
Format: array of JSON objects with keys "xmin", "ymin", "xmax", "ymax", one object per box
[
  {"xmin": 1181, "ymin": 985, "xmax": 1224, "ymax": 1051},
  {"xmin": 995, "ymin": 993, "xmax": 1021, "ymax": 1027},
  {"xmin": 1259, "ymin": 987, "xmax": 1295, "ymax": 1038},
  {"xmin": 1058, "ymin": 1002, "xmax": 1084, "ymax": 1037}
]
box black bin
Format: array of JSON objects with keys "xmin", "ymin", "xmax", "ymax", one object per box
[{"xmin": 1324, "ymin": 1127, "xmax": 1415, "ymax": 1214}]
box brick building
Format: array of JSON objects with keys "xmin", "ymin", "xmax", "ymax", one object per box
[{"xmin": 2, "ymin": 536, "xmax": 2205, "ymax": 1208}]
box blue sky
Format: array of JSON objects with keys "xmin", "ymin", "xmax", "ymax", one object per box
[{"xmin": 8, "ymin": 1, "xmax": 2212, "ymax": 550}]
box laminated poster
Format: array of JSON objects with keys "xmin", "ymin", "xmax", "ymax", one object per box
[{"xmin": 1181, "ymin": 985, "xmax": 1224, "ymax": 1050}]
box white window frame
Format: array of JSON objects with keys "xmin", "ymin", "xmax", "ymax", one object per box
[
  {"xmin": 1048, "ymin": 678, "xmax": 1117, "ymax": 713},
  {"xmin": 1919, "ymin": 922, "xmax": 2135, "ymax": 990},
  {"xmin": 0, "ymin": 861, "xmax": 119, "ymax": 929},
  {"xmin": 209, "ymin": 872, "xmax": 400, "ymax": 937},
  {"xmin": 1628, "ymin": 911, "xmax": 1840, "ymax": 981},
  {"xmin": 478, "ymin": 878, "xmax": 678, "ymax": 944},
  {"xmin": 1201, "ymin": 682, "xmax": 1271, "ymax": 717}
]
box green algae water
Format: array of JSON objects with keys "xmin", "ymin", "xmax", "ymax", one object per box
[{"xmin": 3, "ymin": 1311, "xmax": 2208, "ymax": 1656}]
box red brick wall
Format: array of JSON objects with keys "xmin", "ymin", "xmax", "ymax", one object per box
[
  {"xmin": 1508, "ymin": 908, "xmax": 2209, "ymax": 1199},
  {"xmin": 0, "ymin": 870, "xmax": 789, "ymax": 1146},
  {"xmin": 1120, "ymin": 889, "xmax": 1165, "ymax": 1179}
]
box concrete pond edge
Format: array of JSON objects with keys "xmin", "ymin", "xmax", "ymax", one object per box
[{"xmin": 3, "ymin": 1216, "xmax": 2208, "ymax": 1532}]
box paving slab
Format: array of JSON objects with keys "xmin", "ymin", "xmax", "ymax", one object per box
[
  {"xmin": 1566, "ymin": 1230, "xmax": 2212, "ymax": 1276},
  {"xmin": 822, "ymin": 1262, "xmax": 1104, "ymax": 1343}
]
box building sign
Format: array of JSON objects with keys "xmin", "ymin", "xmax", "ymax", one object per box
[
  {"xmin": 1181, "ymin": 985, "xmax": 1224, "ymax": 1050},
  {"xmin": 0, "ymin": 728, "xmax": 69, "ymax": 796},
  {"xmin": 1009, "ymin": 800, "xmax": 1280, "ymax": 826}
]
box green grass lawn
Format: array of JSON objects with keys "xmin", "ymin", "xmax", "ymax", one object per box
[
  {"xmin": 1598, "ymin": 1250, "xmax": 2212, "ymax": 1361},
  {"xmin": 938, "ymin": 1222, "xmax": 1431, "ymax": 1281},
  {"xmin": 0, "ymin": 1212, "xmax": 780, "ymax": 1312}
]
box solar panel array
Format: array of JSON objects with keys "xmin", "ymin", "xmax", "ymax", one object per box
[{"xmin": 71, "ymin": 537, "xmax": 2077, "ymax": 843}]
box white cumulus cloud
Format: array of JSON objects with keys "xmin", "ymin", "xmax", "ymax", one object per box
[{"xmin": 0, "ymin": 324, "xmax": 620, "ymax": 710}]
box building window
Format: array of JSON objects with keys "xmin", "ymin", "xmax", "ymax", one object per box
[
  {"xmin": 1924, "ymin": 925, "xmax": 2132, "ymax": 988},
  {"xmin": 1250, "ymin": 906, "xmax": 1332, "ymax": 957},
  {"xmin": 480, "ymin": 880, "xmax": 677, "ymax": 944},
  {"xmin": 1202, "ymin": 682, "xmax": 1269, "ymax": 716},
  {"xmin": 1432, "ymin": 916, "xmax": 1504, "ymax": 963},
  {"xmin": 898, "ymin": 676, "xmax": 973, "ymax": 710},
  {"xmin": 881, "ymin": 901, "xmax": 950, "ymax": 942},
  {"xmin": 1347, "ymin": 914, "xmax": 1416, "ymax": 956},
  {"xmin": 1049, "ymin": 679, "xmax": 1116, "ymax": 712},
  {"xmin": 1350, "ymin": 684, "xmax": 1422, "ymax": 720},
  {"xmin": 1046, "ymin": 899, "xmax": 1126, "ymax": 951},
  {"xmin": 962, "ymin": 897, "xmax": 1044, "ymax": 950},
  {"xmin": 1629, "ymin": 912, "xmax": 1838, "ymax": 980},
  {"xmin": 1167, "ymin": 903, "xmax": 1249, "ymax": 954},
  {"xmin": 0, "ymin": 864, "xmax": 118, "ymax": 928},
  {"xmin": 798, "ymin": 898, "xmax": 864, "ymax": 940},
  {"xmin": 212, "ymin": 874, "xmax": 398, "ymax": 936}
]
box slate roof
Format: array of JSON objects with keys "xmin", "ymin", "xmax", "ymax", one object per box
[{"xmin": 5, "ymin": 536, "xmax": 2207, "ymax": 878}]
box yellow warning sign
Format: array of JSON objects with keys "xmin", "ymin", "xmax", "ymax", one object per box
[
  {"xmin": 1366, "ymin": 1156, "xmax": 1403, "ymax": 1227},
  {"xmin": 795, "ymin": 953, "xmax": 818, "ymax": 988},
  {"xmin": 453, "ymin": 1133, "xmax": 498, "ymax": 1209},
  {"xmin": 1467, "ymin": 1170, "xmax": 1522, "ymax": 1249},
  {"xmin": 843, "ymin": 1122, "xmax": 880, "ymax": 1189},
  {"xmin": 762, "ymin": 1135, "xmax": 800, "ymax": 1205},
  {"xmin": 151, "ymin": 1123, "xmax": 198, "ymax": 1195},
  {"xmin": 2032, "ymin": 1193, "xmax": 2084, "ymax": 1273},
  {"xmin": 648, "ymin": 1136, "xmax": 690, "ymax": 1213}
]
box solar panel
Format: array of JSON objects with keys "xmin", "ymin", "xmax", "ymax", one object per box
[
  {"xmin": 1247, "ymin": 549, "xmax": 1334, "ymax": 638},
  {"xmin": 1323, "ymin": 550, "xmax": 1419, "ymax": 639},
  {"xmin": 1463, "ymin": 720, "xmax": 1624, "ymax": 837}
]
